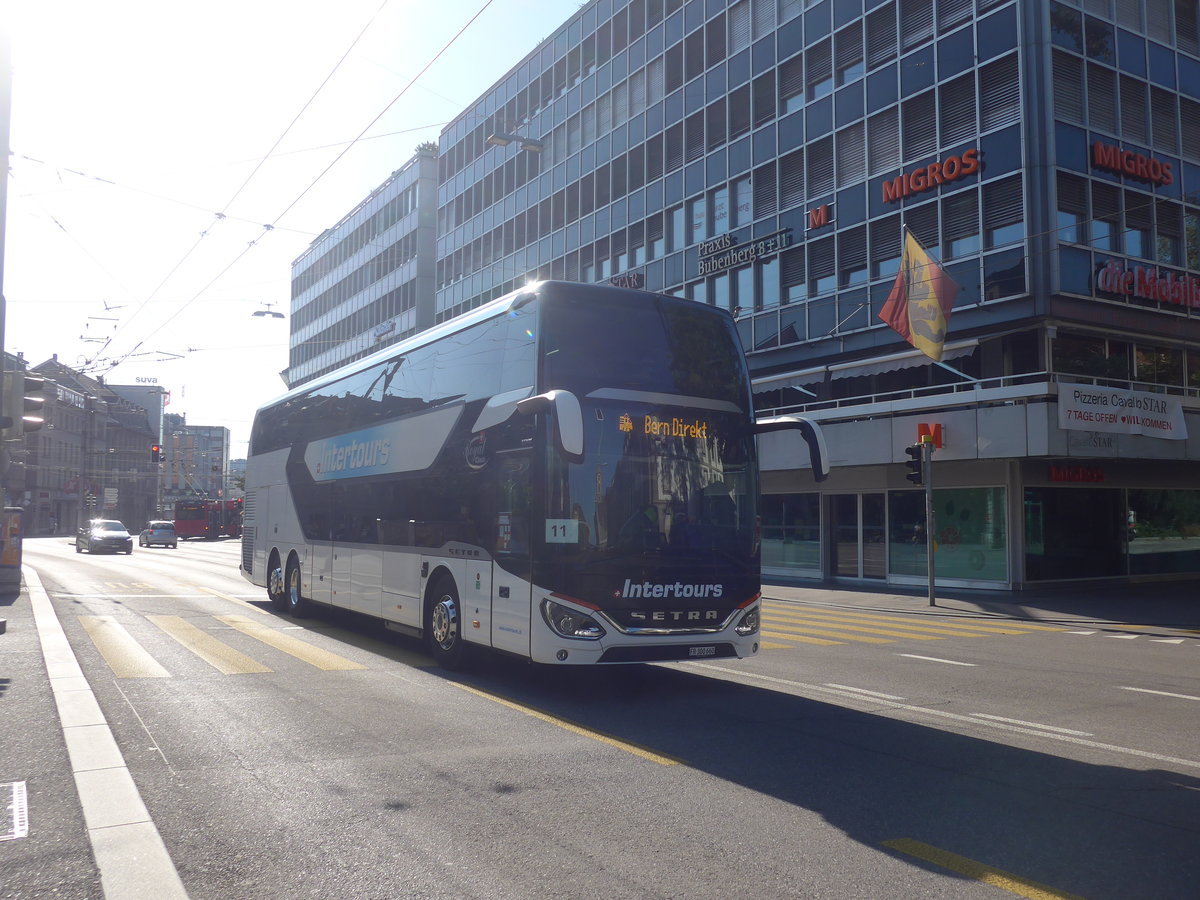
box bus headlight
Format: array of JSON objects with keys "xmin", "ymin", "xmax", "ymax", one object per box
[
  {"xmin": 734, "ymin": 607, "xmax": 760, "ymax": 636},
  {"xmin": 541, "ymin": 599, "xmax": 606, "ymax": 640}
]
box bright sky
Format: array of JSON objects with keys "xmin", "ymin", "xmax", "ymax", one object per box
[{"xmin": 4, "ymin": 0, "xmax": 576, "ymax": 456}]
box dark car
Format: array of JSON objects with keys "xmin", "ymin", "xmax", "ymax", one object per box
[
  {"xmin": 76, "ymin": 519, "xmax": 134, "ymax": 554},
  {"xmin": 139, "ymin": 520, "xmax": 177, "ymax": 548}
]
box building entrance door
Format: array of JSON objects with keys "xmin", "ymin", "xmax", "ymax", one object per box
[{"xmin": 828, "ymin": 493, "xmax": 887, "ymax": 580}]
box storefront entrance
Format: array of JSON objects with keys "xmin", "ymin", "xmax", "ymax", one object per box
[{"xmin": 828, "ymin": 493, "xmax": 886, "ymax": 580}]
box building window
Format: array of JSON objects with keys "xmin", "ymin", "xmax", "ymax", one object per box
[
  {"xmin": 688, "ymin": 195, "xmax": 707, "ymax": 245},
  {"xmin": 983, "ymin": 176, "xmax": 1024, "ymax": 248},
  {"xmin": 1056, "ymin": 173, "xmax": 1088, "ymax": 245},
  {"xmin": 712, "ymin": 186, "xmax": 730, "ymax": 235}
]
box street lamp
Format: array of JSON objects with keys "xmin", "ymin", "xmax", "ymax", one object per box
[{"xmin": 485, "ymin": 131, "xmax": 544, "ymax": 152}]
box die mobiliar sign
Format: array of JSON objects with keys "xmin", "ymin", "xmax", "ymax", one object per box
[{"xmin": 1095, "ymin": 259, "xmax": 1200, "ymax": 308}]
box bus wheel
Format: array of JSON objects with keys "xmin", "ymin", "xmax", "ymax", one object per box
[
  {"xmin": 285, "ymin": 556, "xmax": 311, "ymax": 618},
  {"xmin": 426, "ymin": 578, "xmax": 466, "ymax": 669},
  {"xmin": 267, "ymin": 553, "xmax": 287, "ymax": 611}
]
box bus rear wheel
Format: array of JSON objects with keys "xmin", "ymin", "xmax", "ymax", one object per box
[
  {"xmin": 426, "ymin": 578, "xmax": 466, "ymax": 669},
  {"xmin": 285, "ymin": 556, "xmax": 311, "ymax": 618}
]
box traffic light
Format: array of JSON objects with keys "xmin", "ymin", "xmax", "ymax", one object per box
[
  {"xmin": 904, "ymin": 444, "xmax": 924, "ymax": 485},
  {"xmin": 151, "ymin": 444, "xmax": 162, "ymax": 463},
  {"xmin": 22, "ymin": 376, "xmax": 48, "ymax": 433}
]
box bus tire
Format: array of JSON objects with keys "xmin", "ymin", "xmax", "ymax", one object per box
[
  {"xmin": 425, "ymin": 577, "xmax": 467, "ymax": 670},
  {"xmin": 267, "ymin": 552, "xmax": 287, "ymax": 611},
  {"xmin": 285, "ymin": 555, "xmax": 311, "ymax": 618}
]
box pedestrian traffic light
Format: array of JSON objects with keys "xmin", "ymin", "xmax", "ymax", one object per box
[
  {"xmin": 904, "ymin": 444, "xmax": 924, "ymax": 485},
  {"xmin": 22, "ymin": 376, "xmax": 48, "ymax": 433},
  {"xmin": 151, "ymin": 444, "xmax": 162, "ymax": 463}
]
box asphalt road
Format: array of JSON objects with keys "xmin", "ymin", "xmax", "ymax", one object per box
[{"xmin": 5, "ymin": 536, "xmax": 1198, "ymax": 899}]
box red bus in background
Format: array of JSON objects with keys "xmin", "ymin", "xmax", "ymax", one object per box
[{"xmin": 174, "ymin": 499, "xmax": 243, "ymax": 540}]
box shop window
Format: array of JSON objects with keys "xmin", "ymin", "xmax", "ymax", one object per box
[
  {"xmin": 1128, "ymin": 489, "xmax": 1200, "ymax": 576},
  {"xmin": 891, "ymin": 488, "xmax": 1008, "ymax": 582},
  {"xmin": 761, "ymin": 493, "xmax": 820, "ymax": 572},
  {"xmin": 1025, "ymin": 487, "xmax": 1123, "ymax": 580}
]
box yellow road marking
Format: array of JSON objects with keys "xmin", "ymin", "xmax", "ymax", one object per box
[
  {"xmin": 766, "ymin": 616, "xmax": 943, "ymax": 640},
  {"xmin": 763, "ymin": 624, "xmax": 893, "ymax": 644},
  {"xmin": 79, "ymin": 616, "xmax": 170, "ymax": 678},
  {"xmin": 885, "ymin": 839, "xmax": 1086, "ymax": 900},
  {"xmin": 216, "ymin": 616, "xmax": 366, "ymax": 671},
  {"xmin": 453, "ymin": 683, "xmax": 681, "ymax": 766},
  {"xmin": 148, "ymin": 616, "xmax": 272, "ymax": 675},
  {"xmin": 197, "ymin": 586, "xmax": 270, "ymax": 615},
  {"xmin": 761, "ymin": 630, "xmax": 844, "ymax": 646},
  {"xmin": 767, "ymin": 610, "xmax": 1011, "ymax": 638},
  {"xmin": 760, "ymin": 641, "xmax": 794, "ymax": 649},
  {"xmin": 764, "ymin": 604, "xmax": 1062, "ymax": 633}
]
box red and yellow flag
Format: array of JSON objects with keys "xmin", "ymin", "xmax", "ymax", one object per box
[{"xmin": 878, "ymin": 229, "xmax": 959, "ymax": 361}]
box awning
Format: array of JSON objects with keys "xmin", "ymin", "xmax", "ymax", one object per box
[{"xmin": 751, "ymin": 339, "xmax": 979, "ymax": 394}]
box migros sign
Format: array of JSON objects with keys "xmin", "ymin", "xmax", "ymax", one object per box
[
  {"xmin": 882, "ymin": 149, "xmax": 980, "ymax": 203},
  {"xmin": 1091, "ymin": 141, "xmax": 1173, "ymax": 186}
]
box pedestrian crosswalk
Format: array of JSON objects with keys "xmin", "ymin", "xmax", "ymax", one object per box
[
  {"xmin": 74, "ymin": 612, "xmax": 421, "ymax": 678},
  {"xmin": 759, "ymin": 601, "xmax": 1063, "ymax": 650}
]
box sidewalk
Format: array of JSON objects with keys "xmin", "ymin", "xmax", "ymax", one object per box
[{"xmin": 762, "ymin": 578, "xmax": 1200, "ymax": 629}]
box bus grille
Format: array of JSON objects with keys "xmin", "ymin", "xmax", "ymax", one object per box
[{"xmin": 241, "ymin": 527, "xmax": 254, "ymax": 573}]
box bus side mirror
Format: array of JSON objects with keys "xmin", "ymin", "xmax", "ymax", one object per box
[
  {"xmin": 517, "ymin": 390, "xmax": 584, "ymax": 461},
  {"xmin": 754, "ymin": 415, "xmax": 830, "ymax": 482}
]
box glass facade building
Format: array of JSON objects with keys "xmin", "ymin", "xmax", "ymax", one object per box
[
  {"xmin": 296, "ymin": 0, "xmax": 1200, "ymax": 589},
  {"xmin": 287, "ymin": 148, "xmax": 438, "ymax": 387}
]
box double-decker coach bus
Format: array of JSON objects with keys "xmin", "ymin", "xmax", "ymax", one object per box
[{"xmin": 242, "ymin": 281, "xmax": 826, "ymax": 668}]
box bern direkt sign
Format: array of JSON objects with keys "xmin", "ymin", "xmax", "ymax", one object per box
[
  {"xmin": 1095, "ymin": 259, "xmax": 1200, "ymax": 308},
  {"xmin": 882, "ymin": 149, "xmax": 980, "ymax": 203},
  {"xmin": 1091, "ymin": 141, "xmax": 1173, "ymax": 186}
]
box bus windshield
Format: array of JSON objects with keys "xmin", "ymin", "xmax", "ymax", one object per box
[{"xmin": 536, "ymin": 292, "xmax": 758, "ymax": 614}]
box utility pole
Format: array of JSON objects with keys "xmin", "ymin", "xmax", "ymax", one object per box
[{"xmin": 923, "ymin": 436, "xmax": 935, "ymax": 606}]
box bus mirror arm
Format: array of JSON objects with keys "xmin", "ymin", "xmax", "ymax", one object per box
[
  {"xmin": 516, "ymin": 390, "xmax": 585, "ymax": 461},
  {"xmin": 755, "ymin": 415, "xmax": 830, "ymax": 482}
]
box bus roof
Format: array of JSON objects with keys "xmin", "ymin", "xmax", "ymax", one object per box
[{"xmin": 260, "ymin": 281, "xmax": 733, "ymax": 413}]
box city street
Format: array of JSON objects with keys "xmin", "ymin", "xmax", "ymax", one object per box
[{"xmin": 3, "ymin": 536, "xmax": 1198, "ymax": 899}]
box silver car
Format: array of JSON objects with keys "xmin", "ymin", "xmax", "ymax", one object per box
[{"xmin": 139, "ymin": 520, "xmax": 177, "ymax": 548}]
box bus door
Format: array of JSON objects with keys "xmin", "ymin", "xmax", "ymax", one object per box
[{"xmin": 489, "ymin": 455, "xmax": 533, "ymax": 656}]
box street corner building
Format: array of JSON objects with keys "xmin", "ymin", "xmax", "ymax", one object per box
[{"xmin": 290, "ymin": 0, "xmax": 1200, "ymax": 591}]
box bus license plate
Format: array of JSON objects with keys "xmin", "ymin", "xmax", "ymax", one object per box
[{"xmin": 688, "ymin": 646, "xmax": 717, "ymax": 657}]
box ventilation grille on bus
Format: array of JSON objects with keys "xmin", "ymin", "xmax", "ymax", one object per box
[{"xmin": 241, "ymin": 527, "xmax": 254, "ymax": 573}]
